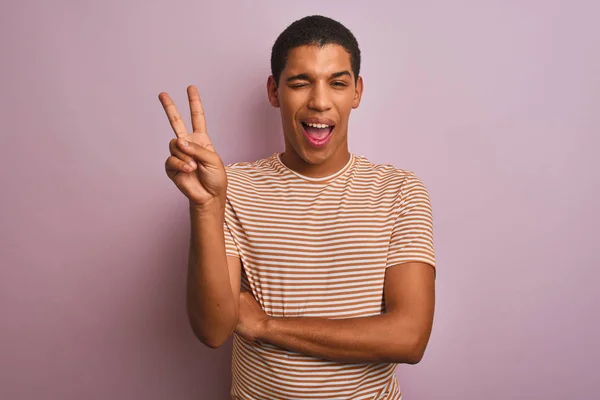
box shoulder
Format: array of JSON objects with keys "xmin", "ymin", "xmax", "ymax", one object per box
[
  {"xmin": 225, "ymin": 153, "xmax": 277, "ymax": 179},
  {"xmin": 354, "ymin": 154, "xmax": 427, "ymax": 194},
  {"xmin": 356, "ymin": 156, "xmax": 432, "ymax": 218},
  {"xmin": 224, "ymin": 153, "xmax": 282, "ymax": 194}
]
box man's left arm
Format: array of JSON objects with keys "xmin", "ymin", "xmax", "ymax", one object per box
[{"xmin": 237, "ymin": 261, "xmax": 435, "ymax": 364}]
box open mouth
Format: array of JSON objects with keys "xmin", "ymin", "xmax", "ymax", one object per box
[{"xmin": 301, "ymin": 121, "xmax": 335, "ymax": 147}]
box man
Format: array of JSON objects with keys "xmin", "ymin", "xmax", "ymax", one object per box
[{"xmin": 161, "ymin": 15, "xmax": 435, "ymax": 400}]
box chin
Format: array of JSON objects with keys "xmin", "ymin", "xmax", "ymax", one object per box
[{"xmin": 300, "ymin": 146, "xmax": 334, "ymax": 164}]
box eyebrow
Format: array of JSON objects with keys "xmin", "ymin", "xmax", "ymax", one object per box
[{"xmin": 286, "ymin": 70, "xmax": 352, "ymax": 82}]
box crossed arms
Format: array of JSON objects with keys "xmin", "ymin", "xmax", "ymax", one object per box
[{"xmin": 186, "ymin": 206, "xmax": 435, "ymax": 365}]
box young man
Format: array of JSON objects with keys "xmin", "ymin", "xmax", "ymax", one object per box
[{"xmin": 161, "ymin": 15, "xmax": 435, "ymax": 400}]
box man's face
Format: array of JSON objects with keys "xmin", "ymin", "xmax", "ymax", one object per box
[{"xmin": 268, "ymin": 44, "xmax": 363, "ymax": 166}]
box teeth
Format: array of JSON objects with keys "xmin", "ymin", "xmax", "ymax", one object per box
[{"xmin": 305, "ymin": 122, "xmax": 331, "ymax": 129}]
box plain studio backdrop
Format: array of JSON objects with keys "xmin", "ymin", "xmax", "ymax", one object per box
[{"xmin": 1, "ymin": 1, "xmax": 598, "ymax": 399}]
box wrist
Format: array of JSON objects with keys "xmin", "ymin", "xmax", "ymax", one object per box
[
  {"xmin": 189, "ymin": 198, "xmax": 225, "ymax": 219},
  {"xmin": 257, "ymin": 316, "xmax": 275, "ymax": 342}
]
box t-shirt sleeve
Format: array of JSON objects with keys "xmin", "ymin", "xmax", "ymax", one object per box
[
  {"xmin": 385, "ymin": 173, "xmax": 436, "ymax": 276},
  {"xmin": 224, "ymin": 196, "xmax": 241, "ymax": 259}
]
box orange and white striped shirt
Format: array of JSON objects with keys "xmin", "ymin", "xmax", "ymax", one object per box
[{"xmin": 223, "ymin": 152, "xmax": 435, "ymax": 400}]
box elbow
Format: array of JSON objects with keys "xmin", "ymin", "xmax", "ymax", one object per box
[
  {"xmin": 389, "ymin": 333, "xmax": 429, "ymax": 365},
  {"xmin": 191, "ymin": 323, "xmax": 233, "ymax": 349},
  {"xmin": 187, "ymin": 310, "xmax": 238, "ymax": 349},
  {"xmin": 405, "ymin": 346, "xmax": 425, "ymax": 365},
  {"xmin": 199, "ymin": 334, "xmax": 229, "ymax": 349},
  {"xmin": 406, "ymin": 335, "xmax": 430, "ymax": 364}
]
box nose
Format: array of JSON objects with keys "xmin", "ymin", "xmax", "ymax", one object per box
[{"xmin": 307, "ymin": 82, "xmax": 332, "ymax": 112}]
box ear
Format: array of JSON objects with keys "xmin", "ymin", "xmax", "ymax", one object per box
[
  {"xmin": 267, "ymin": 75, "xmax": 280, "ymax": 108},
  {"xmin": 352, "ymin": 76, "xmax": 364, "ymax": 109}
]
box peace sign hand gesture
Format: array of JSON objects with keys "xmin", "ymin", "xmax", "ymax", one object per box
[{"xmin": 161, "ymin": 85, "xmax": 228, "ymax": 209}]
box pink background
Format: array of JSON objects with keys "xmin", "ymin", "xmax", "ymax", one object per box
[{"xmin": 1, "ymin": 1, "xmax": 598, "ymax": 399}]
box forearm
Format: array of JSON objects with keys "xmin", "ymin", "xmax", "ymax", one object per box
[
  {"xmin": 259, "ymin": 312, "xmax": 423, "ymax": 364},
  {"xmin": 186, "ymin": 202, "xmax": 237, "ymax": 348}
]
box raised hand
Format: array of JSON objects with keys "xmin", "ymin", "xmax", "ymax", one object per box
[{"xmin": 160, "ymin": 85, "xmax": 227, "ymax": 209}]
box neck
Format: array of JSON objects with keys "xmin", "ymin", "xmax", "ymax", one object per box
[{"xmin": 280, "ymin": 146, "xmax": 351, "ymax": 179}]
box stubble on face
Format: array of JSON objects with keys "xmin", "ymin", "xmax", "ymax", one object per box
[{"xmin": 267, "ymin": 44, "xmax": 363, "ymax": 178}]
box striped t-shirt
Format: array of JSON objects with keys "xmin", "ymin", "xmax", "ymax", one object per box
[{"xmin": 223, "ymin": 152, "xmax": 435, "ymax": 400}]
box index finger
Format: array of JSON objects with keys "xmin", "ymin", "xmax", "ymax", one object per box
[
  {"xmin": 158, "ymin": 92, "xmax": 188, "ymax": 138},
  {"xmin": 187, "ymin": 85, "xmax": 207, "ymax": 133}
]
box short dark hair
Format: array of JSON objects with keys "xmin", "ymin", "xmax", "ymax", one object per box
[{"xmin": 270, "ymin": 15, "xmax": 361, "ymax": 86}]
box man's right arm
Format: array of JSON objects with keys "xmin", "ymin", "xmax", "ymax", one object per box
[
  {"xmin": 159, "ymin": 85, "xmax": 241, "ymax": 348},
  {"xmin": 186, "ymin": 204, "xmax": 241, "ymax": 348}
]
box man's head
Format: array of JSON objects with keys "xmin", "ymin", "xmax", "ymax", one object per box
[
  {"xmin": 267, "ymin": 15, "xmax": 363, "ymax": 174},
  {"xmin": 270, "ymin": 16, "xmax": 361, "ymax": 87}
]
